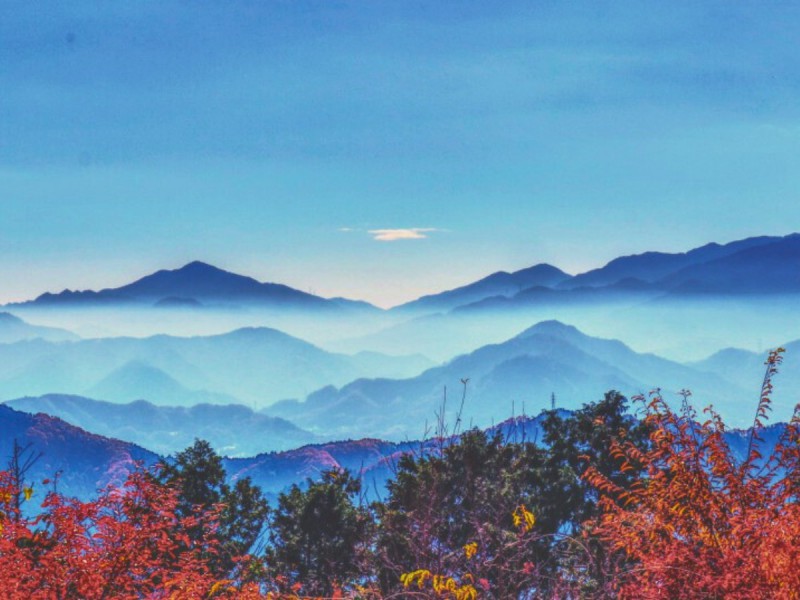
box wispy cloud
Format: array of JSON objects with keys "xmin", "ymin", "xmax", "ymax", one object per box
[{"xmin": 368, "ymin": 228, "xmax": 440, "ymax": 242}]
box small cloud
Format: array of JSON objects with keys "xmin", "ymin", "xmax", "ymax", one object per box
[
  {"xmin": 338, "ymin": 227, "xmax": 357, "ymax": 232},
  {"xmin": 368, "ymin": 228, "xmax": 440, "ymax": 242}
]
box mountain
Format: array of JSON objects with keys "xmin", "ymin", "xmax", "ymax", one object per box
[
  {"xmin": 428, "ymin": 234, "xmax": 800, "ymax": 318},
  {"xmin": 691, "ymin": 339, "xmax": 800, "ymax": 408},
  {"xmin": 393, "ymin": 264, "xmax": 572, "ymax": 314},
  {"xmin": 12, "ymin": 261, "xmax": 377, "ymax": 312},
  {"xmin": 225, "ymin": 411, "xmax": 788, "ymax": 502},
  {"xmin": 558, "ymin": 235, "xmax": 785, "ymax": 290},
  {"xmin": 0, "ymin": 326, "xmax": 433, "ymax": 408},
  {"xmin": 85, "ymin": 361, "xmax": 240, "ymax": 405},
  {"xmin": 266, "ymin": 320, "xmax": 749, "ymax": 439},
  {"xmin": 0, "ymin": 404, "xmax": 159, "ymax": 501},
  {"xmin": 656, "ymin": 235, "xmax": 800, "ymax": 295},
  {"xmin": 452, "ymin": 278, "xmax": 659, "ymax": 313},
  {"xmin": 0, "ymin": 312, "xmax": 78, "ymax": 343},
  {"xmin": 1, "ymin": 396, "xmax": 787, "ymax": 510},
  {"xmin": 5, "ymin": 394, "xmax": 317, "ymax": 457}
]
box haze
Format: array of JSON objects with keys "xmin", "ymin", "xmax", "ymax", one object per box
[{"xmin": 3, "ymin": 1, "xmax": 800, "ymax": 306}]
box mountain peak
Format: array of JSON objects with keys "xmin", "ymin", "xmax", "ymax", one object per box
[
  {"xmin": 516, "ymin": 320, "xmax": 582, "ymax": 339},
  {"xmin": 176, "ymin": 260, "xmax": 226, "ymax": 273}
]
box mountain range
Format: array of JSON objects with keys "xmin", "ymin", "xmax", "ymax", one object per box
[
  {"xmin": 5, "ymin": 394, "xmax": 317, "ymax": 457},
  {"xmin": 267, "ymin": 320, "xmax": 757, "ymax": 439},
  {"xmin": 2, "ymin": 401, "xmax": 787, "ymax": 506},
  {"xmin": 10, "ymin": 261, "xmax": 377, "ymax": 313},
  {"xmin": 0, "ymin": 325, "xmax": 433, "ymax": 407},
  {"xmin": 2, "ymin": 232, "xmax": 800, "ymax": 504},
  {"xmin": 5, "ymin": 234, "xmax": 800, "ymax": 320}
]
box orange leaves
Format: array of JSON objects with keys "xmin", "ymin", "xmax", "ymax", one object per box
[
  {"xmin": 585, "ymin": 350, "xmax": 800, "ymax": 599},
  {"xmin": 0, "ymin": 467, "xmax": 226, "ymax": 599}
]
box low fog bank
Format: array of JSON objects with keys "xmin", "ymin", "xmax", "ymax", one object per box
[
  {"xmin": 4, "ymin": 295, "xmax": 799, "ymax": 439},
  {"xmin": 6, "ymin": 304, "xmax": 400, "ymax": 346},
  {"xmin": 329, "ymin": 296, "xmax": 800, "ymax": 364}
]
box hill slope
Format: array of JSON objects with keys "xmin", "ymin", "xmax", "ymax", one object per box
[
  {"xmin": 6, "ymin": 394, "xmax": 316, "ymax": 457},
  {"xmin": 0, "ymin": 404, "xmax": 159, "ymax": 501}
]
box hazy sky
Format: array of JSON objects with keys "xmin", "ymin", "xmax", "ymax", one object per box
[{"xmin": 2, "ymin": 1, "xmax": 800, "ymax": 307}]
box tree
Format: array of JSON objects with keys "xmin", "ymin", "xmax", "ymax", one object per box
[
  {"xmin": 541, "ymin": 390, "xmax": 651, "ymax": 530},
  {"xmin": 156, "ymin": 439, "xmax": 269, "ymax": 575},
  {"xmin": 267, "ymin": 469, "xmax": 372, "ymax": 597},
  {"xmin": 585, "ymin": 349, "xmax": 800, "ymax": 598},
  {"xmin": 0, "ymin": 467, "xmax": 224, "ymax": 598},
  {"xmin": 376, "ymin": 429, "xmax": 560, "ymax": 598}
]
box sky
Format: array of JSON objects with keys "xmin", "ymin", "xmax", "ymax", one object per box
[{"xmin": 2, "ymin": 1, "xmax": 800, "ymax": 307}]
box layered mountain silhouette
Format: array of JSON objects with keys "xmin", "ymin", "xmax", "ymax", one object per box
[
  {"xmin": 0, "ymin": 396, "xmax": 788, "ymax": 504},
  {"xmin": 385, "ymin": 233, "xmax": 800, "ymax": 317},
  {"xmin": 394, "ymin": 264, "xmax": 572, "ymax": 313},
  {"xmin": 557, "ymin": 235, "xmax": 786, "ymax": 290},
  {"xmin": 266, "ymin": 320, "xmax": 749, "ymax": 439},
  {"xmin": 0, "ymin": 312, "xmax": 78, "ymax": 343},
  {"xmin": 11, "ymin": 261, "xmax": 376, "ymax": 312},
  {"xmin": 6, "ymin": 395, "xmax": 316, "ymax": 457},
  {"xmin": 6, "ymin": 234, "xmax": 799, "ymax": 321},
  {"xmin": 657, "ymin": 235, "xmax": 800, "ymax": 295},
  {"xmin": 691, "ymin": 339, "xmax": 800, "ymax": 406},
  {"xmin": 0, "ymin": 327, "xmax": 433, "ymax": 407}
]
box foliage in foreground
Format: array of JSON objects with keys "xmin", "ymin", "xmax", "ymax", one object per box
[
  {"xmin": 1, "ymin": 350, "xmax": 799, "ymax": 598},
  {"xmin": 586, "ymin": 349, "xmax": 800, "ymax": 598}
]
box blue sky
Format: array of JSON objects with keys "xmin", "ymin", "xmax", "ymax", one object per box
[{"xmin": 2, "ymin": 1, "xmax": 800, "ymax": 306}]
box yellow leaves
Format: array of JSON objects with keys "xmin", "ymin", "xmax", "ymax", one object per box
[
  {"xmin": 513, "ymin": 504, "xmax": 535, "ymax": 533},
  {"xmin": 463, "ymin": 541, "xmax": 478, "ymax": 560},
  {"xmin": 23, "ymin": 487, "xmax": 33, "ymax": 502},
  {"xmin": 401, "ymin": 569, "xmax": 431, "ymax": 590},
  {"xmin": 401, "ymin": 569, "xmax": 478, "ymax": 600}
]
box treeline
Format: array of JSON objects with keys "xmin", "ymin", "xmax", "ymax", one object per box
[{"xmin": 1, "ymin": 351, "xmax": 799, "ymax": 598}]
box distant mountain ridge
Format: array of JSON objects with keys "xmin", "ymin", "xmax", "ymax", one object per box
[
  {"xmin": 6, "ymin": 234, "xmax": 799, "ymax": 318},
  {"xmin": 10, "ymin": 261, "xmax": 377, "ymax": 312},
  {"xmin": 0, "ymin": 400, "xmax": 788, "ymax": 505},
  {"xmin": 394, "ymin": 264, "xmax": 572, "ymax": 313},
  {"xmin": 424, "ymin": 233, "xmax": 800, "ymax": 315},
  {"xmin": 266, "ymin": 320, "xmax": 751, "ymax": 439},
  {"xmin": 0, "ymin": 312, "xmax": 78, "ymax": 343},
  {"xmin": 5, "ymin": 394, "xmax": 317, "ymax": 457},
  {"xmin": 380, "ymin": 233, "xmax": 800, "ymax": 317},
  {"xmin": 558, "ymin": 235, "xmax": 787, "ymax": 290},
  {"xmin": 0, "ymin": 326, "xmax": 434, "ymax": 408}
]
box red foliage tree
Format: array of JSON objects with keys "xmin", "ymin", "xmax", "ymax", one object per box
[
  {"xmin": 0, "ymin": 466, "xmax": 240, "ymax": 599},
  {"xmin": 585, "ymin": 349, "xmax": 800, "ymax": 599}
]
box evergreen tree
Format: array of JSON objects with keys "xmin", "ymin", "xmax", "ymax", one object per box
[
  {"xmin": 157, "ymin": 439, "xmax": 269, "ymax": 574},
  {"xmin": 267, "ymin": 469, "xmax": 371, "ymax": 596}
]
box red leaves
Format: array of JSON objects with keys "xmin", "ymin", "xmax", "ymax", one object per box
[
  {"xmin": 585, "ymin": 350, "xmax": 800, "ymax": 599},
  {"xmin": 0, "ymin": 467, "xmax": 225, "ymax": 599}
]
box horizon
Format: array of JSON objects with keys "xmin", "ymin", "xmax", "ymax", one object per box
[
  {"xmin": 2, "ymin": 230, "xmax": 798, "ymax": 309},
  {"xmin": 3, "ymin": 2, "xmax": 800, "ymax": 307}
]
